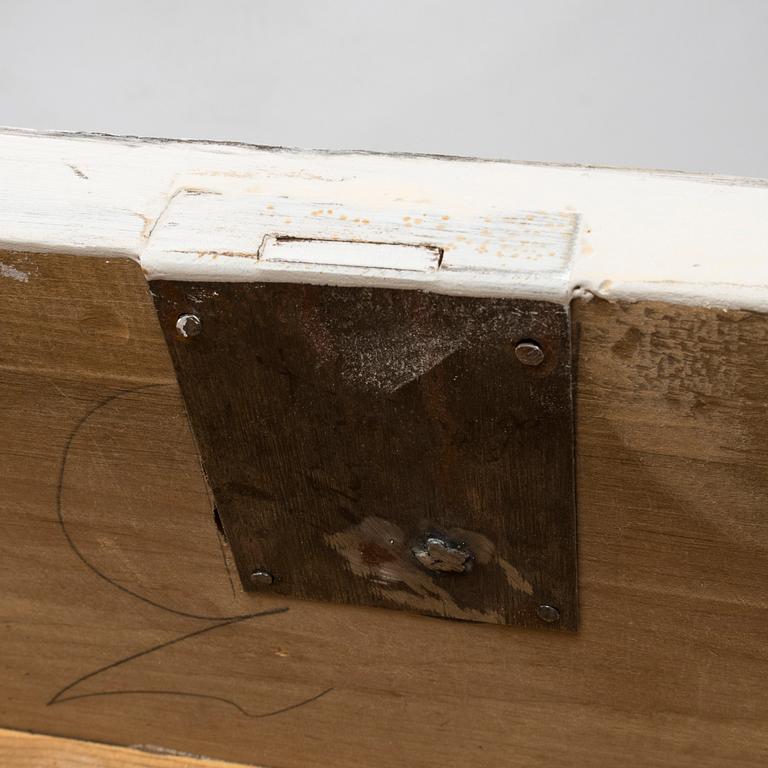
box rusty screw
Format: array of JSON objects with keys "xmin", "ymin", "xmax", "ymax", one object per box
[
  {"xmin": 249, "ymin": 570, "xmax": 274, "ymax": 586},
  {"xmin": 176, "ymin": 313, "xmax": 202, "ymax": 339},
  {"xmin": 536, "ymin": 604, "xmax": 560, "ymax": 623},
  {"xmin": 515, "ymin": 340, "xmax": 545, "ymax": 367}
]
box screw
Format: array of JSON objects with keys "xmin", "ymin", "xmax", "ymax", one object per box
[
  {"xmin": 515, "ymin": 340, "xmax": 545, "ymax": 366},
  {"xmin": 249, "ymin": 570, "xmax": 274, "ymax": 586},
  {"xmin": 412, "ymin": 536, "xmax": 472, "ymax": 573},
  {"xmin": 176, "ymin": 313, "xmax": 201, "ymax": 339},
  {"xmin": 536, "ymin": 604, "xmax": 560, "ymax": 623}
]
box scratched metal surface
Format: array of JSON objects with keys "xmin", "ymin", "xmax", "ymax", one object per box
[{"xmin": 151, "ymin": 281, "xmax": 577, "ymax": 629}]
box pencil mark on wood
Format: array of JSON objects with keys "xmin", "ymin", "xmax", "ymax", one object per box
[
  {"xmin": 48, "ymin": 612, "xmax": 287, "ymax": 707},
  {"xmin": 54, "ymin": 384, "xmax": 258, "ymax": 621},
  {"xmin": 50, "ymin": 687, "xmax": 333, "ymax": 718},
  {"xmin": 50, "ymin": 383, "xmax": 333, "ymax": 718}
]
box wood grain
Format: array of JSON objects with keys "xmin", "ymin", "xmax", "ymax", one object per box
[
  {"xmin": 0, "ymin": 250, "xmax": 767, "ymax": 768},
  {"xmin": 0, "ymin": 727, "xmax": 251, "ymax": 767}
]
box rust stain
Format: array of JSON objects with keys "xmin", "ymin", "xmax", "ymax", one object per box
[{"xmin": 360, "ymin": 541, "xmax": 397, "ymax": 566}]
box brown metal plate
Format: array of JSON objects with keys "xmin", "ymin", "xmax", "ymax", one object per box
[{"xmin": 151, "ymin": 281, "xmax": 577, "ymax": 629}]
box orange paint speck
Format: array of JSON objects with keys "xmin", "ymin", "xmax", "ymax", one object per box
[
  {"xmin": 362, "ymin": 218, "xmax": 370, "ymax": 224},
  {"xmin": 403, "ymin": 216, "xmax": 411, "ymax": 222},
  {"xmin": 326, "ymin": 209, "xmax": 334, "ymax": 215},
  {"xmin": 441, "ymin": 215, "xmax": 450, "ymax": 221}
]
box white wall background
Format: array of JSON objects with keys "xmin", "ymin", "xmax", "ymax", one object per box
[{"xmin": 2, "ymin": 0, "xmax": 767, "ymax": 177}]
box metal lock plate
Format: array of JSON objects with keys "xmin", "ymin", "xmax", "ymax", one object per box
[{"xmin": 151, "ymin": 281, "xmax": 577, "ymax": 629}]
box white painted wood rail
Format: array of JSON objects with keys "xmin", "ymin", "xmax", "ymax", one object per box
[{"xmin": 0, "ymin": 127, "xmax": 766, "ymax": 310}]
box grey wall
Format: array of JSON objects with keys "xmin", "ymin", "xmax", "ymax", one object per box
[{"xmin": 2, "ymin": 0, "xmax": 767, "ymax": 177}]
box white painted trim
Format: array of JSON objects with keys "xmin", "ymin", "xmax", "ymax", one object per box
[
  {"xmin": 260, "ymin": 237, "xmax": 442, "ymax": 272},
  {"xmin": 0, "ymin": 127, "xmax": 766, "ymax": 311}
]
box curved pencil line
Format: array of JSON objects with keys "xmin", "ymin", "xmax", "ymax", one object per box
[
  {"xmin": 52, "ymin": 381, "xmax": 332, "ymax": 719},
  {"xmin": 51, "ymin": 686, "xmax": 334, "ymax": 719},
  {"xmin": 48, "ymin": 609, "xmax": 287, "ymax": 705},
  {"xmin": 53, "ymin": 689, "xmax": 251, "ymax": 715},
  {"xmin": 56, "ymin": 383, "xmax": 260, "ymax": 621}
]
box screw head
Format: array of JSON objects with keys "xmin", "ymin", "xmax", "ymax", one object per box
[
  {"xmin": 536, "ymin": 604, "xmax": 560, "ymax": 623},
  {"xmin": 515, "ymin": 340, "xmax": 545, "ymax": 367},
  {"xmin": 176, "ymin": 313, "xmax": 202, "ymax": 339},
  {"xmin": 412, "ymin": 536, "xmax": 472, "ymax": 573},
  {"xmin": 249, "ymin": 570, "xmax": 274, "ymax": 587}
]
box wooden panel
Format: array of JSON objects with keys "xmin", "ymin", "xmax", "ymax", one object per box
[
  {"xmin": 151, "ymin": 281, "xmax": 577, "ymax": 628},
  {"xmin": 0, "ymin": 727, "xmax": 249, "ymax": 767},
  {"xmin": 0, "ymin": 250, "xmax": 767, "ymax": 768}
]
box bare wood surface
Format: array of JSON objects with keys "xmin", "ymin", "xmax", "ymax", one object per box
[
  {"xmin": 0, "ymin": 250, "xmax": 767, "ymax": 767},
  {"xmin": 0, "ymin": 727, "xmax": 250, "ymax": 767}
]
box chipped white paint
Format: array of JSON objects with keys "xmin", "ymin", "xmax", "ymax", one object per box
[
  {"xmin": 0, "ymin": 262, "xmax": 29, "ymax": 282},
  {"xmin": 143, "ymin": 187, "xmax": 576, "ymax": 300},
  {"xmin": 0, "ymin": 127, "xmax": 766, "ymax": 311}
]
